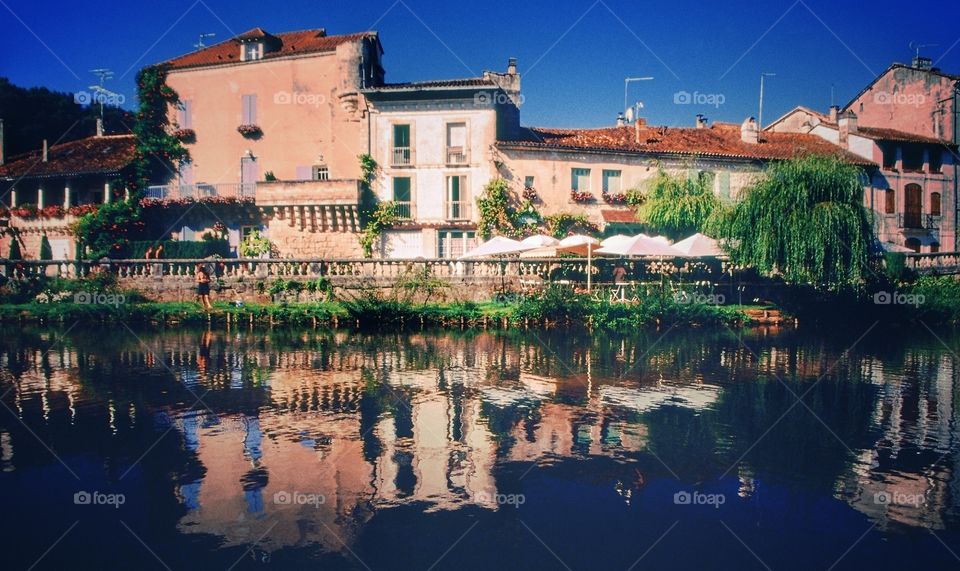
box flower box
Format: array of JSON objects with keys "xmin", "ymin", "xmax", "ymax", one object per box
[
  {"xmin": 602, "ymin": 192, "xmax": 629, "ymax": 205},
  {"xmin": 237, "ymin": 124, "xmax": 262, "ymax": 137},
  {"xmin": 570, "ymin": 190, "xmax": 594, "ymax": 203},
  {"xmin": 522, "ymin": 186, "xmax": 539, "ymax": 202},
  {"xmin": 174, "ymin": 128, "xmax": 196, "ymax": 142}
]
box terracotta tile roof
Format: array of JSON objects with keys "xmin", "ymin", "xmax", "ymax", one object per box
[
  {"xmin": 0, "ymin": 134, "xmax": 136, "ymax": 180},
  {"xmin": 497, "ymin": 123, "xmax": 874, "ymax": 165},
  {"xmin": 852, "ymin": 126, "xmax": 950, "ymax": 145},
  {"xmin": 601, "ymin": 209, "xmax": 639, "ymax": 223},
  {"xmin": 162, "ymin": 28, "xmax": 377, "ymax": 71},
  {"xmin": 370, "ymin": 78, "xmax": 496, "ymax": 91}
]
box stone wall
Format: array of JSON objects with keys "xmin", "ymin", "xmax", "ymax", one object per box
[{"xmin": 266, "ymin": 219, "xmax": 364, "ymax": 258}]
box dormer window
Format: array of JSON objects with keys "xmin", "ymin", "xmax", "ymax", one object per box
[{"xmin": 241, "ymin": 42, "xmax": 263, "ymax": 61}]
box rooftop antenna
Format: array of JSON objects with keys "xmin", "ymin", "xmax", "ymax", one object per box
[
  {"xmin": 89, "ymin": 68, "xmax": 114, "ymax": 119},
  {"xmin": 624, "ymin": 76, "xmax": 653, "ymax": 123},
  {"xmin": 909, "ymin": 41, "xmax": 938, "ymax": 61},
  {"xmin": 195, "ymin": 32, "xmax": 216, "ymax": 50},
  {"xmin": 830, "ymin": 84, "xmax": 835, "ymax": 107},
  {"xmin": 758, "ymin": 72, "xmax": 776, "ymax": 133}
]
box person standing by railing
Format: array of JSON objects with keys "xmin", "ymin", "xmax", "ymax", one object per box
[{"xmin": 196, "ymin": 264, "xmax": 213, "ymax": 310}]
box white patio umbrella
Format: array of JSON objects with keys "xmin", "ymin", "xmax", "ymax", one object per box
[
  {"xmin": 519, "ymin": 234, "xmax": 560, "ymax": 249},
  {"xmin": 639, "ymin": 233, "xmax": 673, "ymax": 245},
  {"xmin": 880, "ymin": 242, "xmax": 914, "ymax": 253},
  {"xmin": 601, "ymin": 234, "xmax": 633, "ymax": 248},
  {"xmin": 673, "ymin": 233, "xmax": 724, "ymax": 257},
  {"xmin": 557, "ymin": 234, "xmax": 601, "ymax": 291},
  {"xmin": 595, "ymin": 235, "xmax": 680, "ymax": 257},
  {"xmin": 459, "ymin": 236, "xmax": 524, "ymax": 259}
]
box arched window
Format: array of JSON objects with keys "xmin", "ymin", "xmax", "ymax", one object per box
[
  {"xmin": 884, "ymin": 189, "xmax": 895, "ymax": 214},
  {"xmin": 930, "ymin": 192, "xmax": 941, "ymax": 216},
  {"xmin": 905, "ymin": 238, "xmax": 922, "ymax": 253}
]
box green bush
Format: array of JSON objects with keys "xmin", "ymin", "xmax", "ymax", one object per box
[
  {"xmin": 122, "ymin": 239, "xmax": 230, "ymax": 259},
  {"xmin": 8, "ymin": 238, "xmax": 22, "ymax": 260},
  {"xmin": 39, "ymin": 235, "xmax": 53, "ymax": 260}
]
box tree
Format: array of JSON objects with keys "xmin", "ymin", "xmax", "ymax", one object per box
[
  {"xmin": 8, "ymin": 237, "xmax": 22, "ymax": 260},
  {"xmin": 712, "ymin": 155, "xmax": 874, "ymax": 289},
  {"xmin": 636, "ymin": 169, "xmax": 721, "ymax": 240},
  {"xmin": 39, "ymin": 235, "xmax": 52, "ymax": 260}
]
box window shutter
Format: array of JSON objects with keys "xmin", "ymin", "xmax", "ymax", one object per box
[
  {"xmin": 180, "ymin": 100, "xmax": 193, "ymax": 129},
  {"xmin": 242, "ymin": 94, "xmax": 257, "ymax": 124},
  {"xmin": 447, "ymin": 123, "xmax": 467, "ymax": 147},
  {"xmin": 295, "ymin": 166, "xmax": 312, "ymax": 181}
]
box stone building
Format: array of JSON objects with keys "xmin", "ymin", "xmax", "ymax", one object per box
[
  {"xmin": 361, "ymin": 60, "xmax": 522, "ymax": 258},
  {"xmin": 495, "ymin": 116, "xmax": 871, "ymax": 230},
  {"xmin": 0, "ymin": 125, "xmax": 135, "ymax": 259},
  {"xmin": 768, "ymin": 57, "xmax": 959, "ymax": 252},
  {"xmin": 151, "ymin": 27, "xmax": 386, "ymax": 258}
]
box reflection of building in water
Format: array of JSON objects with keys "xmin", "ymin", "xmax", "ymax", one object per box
[{"xmin": 838, "ymin": 352, "xmax": 959, "ymax": 530}]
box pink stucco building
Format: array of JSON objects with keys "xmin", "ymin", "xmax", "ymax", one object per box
[{"xmin": 769, "ymin": 57, "xmax": 959, "ymax": 252}]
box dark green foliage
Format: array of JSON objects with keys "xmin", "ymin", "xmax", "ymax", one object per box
[
  {"xmin": 71, "ymin": 200, "xmax": 145, "ymax": 259},
  {"xmin": 712, "ymin": 155, "xmax": 873, "ymax": 290},
  {"xmin": 39, "ymin": 235, "xmax": 53, "ymax": 260},
  {"xmin": 8, "ymin": 238, "xmax": 22, "ymax": 260},
  {"xmin": 637, "ymin": 169, "xmax": 722, "ymax": 240},
  {"xmin": 122, "ymin": 239, "xmax": 230, "ymax": 259}
]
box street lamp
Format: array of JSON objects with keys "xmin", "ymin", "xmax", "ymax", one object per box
[
  {"xmin": 758, "ymin": 72, "xmax": 776, "ymax": 133},
  {"xmin": 624, "ymin": 76, "xmax": 654, "ymax": 121}
]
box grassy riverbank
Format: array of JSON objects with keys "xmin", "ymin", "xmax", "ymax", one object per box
[{"xmin": 0, "ymin": 288, "xmax": 752, "ymax": 329}]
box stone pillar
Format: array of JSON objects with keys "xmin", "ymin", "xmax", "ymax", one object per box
[
  {"xmin": 124, "ymin": 187, "xmax": 130, "ymax": 201},
  {"xmin": 64, "ymin": 182, "xmax": 72, "ymax": 209},
  {"xmin": 104, "ymin": 182, "xmax": 111, "ymax": 204},
  {"xmin": 37, "ymin": 185, "xmax": 45, "ymax": 209},
  {"xmin": 896, "ymin": 147, "xmax": 903, "ymax": 171},
  {"xmin": 9, "ymin": 187, "xmax": 15, "ymax": 207},
  {"xmin": 923, "ymin": 148, "xmax": 930, "ymax": 173},
  {"xmin": 422, "ymin": 228, "xmax": 438, "ymax": 258}
]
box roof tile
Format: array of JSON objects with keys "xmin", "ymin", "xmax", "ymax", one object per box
[{"xmin": 0, "ymin": 134, "xmax": 136, "ymax": 180}]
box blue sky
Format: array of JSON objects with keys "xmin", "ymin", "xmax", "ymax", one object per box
[{"xmin": 1, "ymin": 0, "xmax": 958, "ymax": 129}]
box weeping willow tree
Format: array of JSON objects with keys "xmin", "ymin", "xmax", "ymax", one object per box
[
  {"xmin": 711, "ymin": 155, "xmax": 874, "ymax": 289},
  {"xmin": 636, "ymin": 169, "xmax": 721, "ymax": 240}
]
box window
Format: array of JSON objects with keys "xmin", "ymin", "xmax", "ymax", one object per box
[
  {"xmin": 392, "ymin": 124, "xmax": 411, "ymax": 165},
  {"xmin": 241, "ymin": 94, "xmax": 257, "ymax": 125},
  {"xmin": 881, "ymin": 144, "xmax": 897, "ymax": 170},
  {"xmin": 312, "ymin": 165, "xmax": 330, "ymax": 181},
  {"xmin": 905, "ymin": 237, "xmax": 921, "ymax": 253},
  {"xmin": 393, "ymin": 177, "xmax": 412, "ymax": 219},
  {"xmin": 572, "ymin": 168, "xmax": 591, "ymax": 191},
  {"xmin": 929, "ymin": 149, "xmax": 943, "ymax": 173},
  {"xmin": 438, "ymin": 231, "xmax": 476, "ymax": 259},
  {"xmin": 931, "ymin": 242, "xmax": 940, "ymax": 253},
  {"xmin": 524, "ymin": 176, "xmax": 535, "ymax": 189},
  {"xmin": 446, "ymin": 122, "xmax": 468, "ymax": 164},
  {"xmin": 178, "ymin": 160, "xmax": 194, "ymax": 186},
  {"xmin": 602, "ymin": 170, "xmax": 622, "ymax": 194},
  {"xmin": 902, "ymin": 145, "xmax": 924, "ymax": 172},
  {"xmin": 884, "ymin": 189, "xmax": 895, "ymax": 214},
  {"xmin": 446, "ymin": 175, "xmax": 470, "ymax": 220},
  {"xmin": 242, "ymin": 43, "xmax": 262, "ymax": 61},
  {"xmin": 178, "ymin": 100, "xmax": 193, "ymax": 129},
  {"xmin": 931, "ymin": 192, "xmax": 941, "ymax": 216}
]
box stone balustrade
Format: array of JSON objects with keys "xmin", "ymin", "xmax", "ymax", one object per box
[{"xmin": 903, "ymin": 252, "xmax": 960, "ymax": 275}]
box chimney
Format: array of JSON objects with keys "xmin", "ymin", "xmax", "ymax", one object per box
[
  {"xmin": 42, "ymin": 139, "xmax": 48, "ymax": 162},
  {"xmin": 96, "ymin": 117, "xmax": 104, "ymax": 137},
  {"xmin": 838, "ymin": 110, "xmax": 858, "ymax": 145},
  {"xmin": 740, "ymin": 117, "xmax": 759, "ymax": 144},
  {"xmin": 912, "ymin": 56, "xmax": 933, "ymax": 70},
  {"xmin": 616, "ymin": 113, "xmax": 626, "ymax": 127},
  {"xmin": 635, "ymin": 117, "xmax": 642, "ymax": 143},
  {"xmin": 695, "ymin": 114, "xmax": 708, "ymax": 129},
  {"xmin": 507, "ymin": 57, "xmax": 518, "ymax": 75},
  {"xmin": 829, "ymin": 105, "xmax": 839, "ymax": 123}
]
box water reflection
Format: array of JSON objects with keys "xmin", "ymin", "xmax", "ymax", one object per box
[{"xmin": 0, "ymin": 325, "xmax": 958, "ymax": 568}]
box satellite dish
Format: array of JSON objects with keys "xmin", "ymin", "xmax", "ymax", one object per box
[{"xmin": 625, "ymin": 107, "xmax": 635, "ymax": 122}]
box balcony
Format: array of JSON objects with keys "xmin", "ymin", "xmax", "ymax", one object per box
[
  {"xmin": 897, "ymin": 213, "xmax": 941, "ymax": 230},
  {"xmin": 394, "ymin": 201, "xmax": 414, "ymax": 220},
  {"xmin": 446, "ymin": 147, "xmax": 468, "ymax": 165},
  {"xmin": 145, "ymin": 183, "xmax": 256, "ymax": 201},
  {"xmin": 445, "ymin": 200, "xmax": 472, "ymax": 221},
  {"xmin": 392, "ymin": 147, "xmax": 412, "ymax": 166}
]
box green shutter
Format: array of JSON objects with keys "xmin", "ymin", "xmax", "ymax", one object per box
[
  {"xmin": 393, "ymin": 177, "xmax": 411, "ymax": 201},
  {"xmin": 393, "ymin": 124, "xmax": 410, "ymax": 147},
  {"xmin": 718, "ymin": 172, "xmax": 731, "ymax": 201}
]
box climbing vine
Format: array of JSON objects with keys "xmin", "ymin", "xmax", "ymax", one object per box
[{"xmin": 360, "ymin": 201, "xmax": 397, "ymax": 258}]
